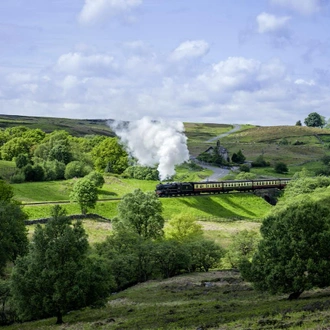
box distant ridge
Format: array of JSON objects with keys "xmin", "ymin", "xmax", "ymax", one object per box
[{"xmin": 0, "ymin": 114, "xmax": 115, "ymax": 137}]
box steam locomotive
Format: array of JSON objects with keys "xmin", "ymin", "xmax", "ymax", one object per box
[{"xmin": 155, "ymin": 178, "xmax": 291, "ymax": 197}]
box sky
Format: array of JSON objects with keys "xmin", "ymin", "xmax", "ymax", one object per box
[{"xmin": 0, "ymin": 0, "xmax": 330, "ymax": 126}]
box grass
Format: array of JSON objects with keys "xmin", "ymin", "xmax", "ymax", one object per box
[
  {"xmin": 200, "ymin": 220, "xmax": 261, "ymax": 248},
  {"xmin": 6, "ymin": 269, "xmax": 330, "ymax": 329},
  {"xmin": 22, "ymin": 193, "xmax": 271, "ymax": 221},
  {"xmin": 0, "ymin": 160, "xmax": 16, "ymax": 181},
  {"xmin": 184, "ymin": 122, "xmax": 234, "ymax": 157}
]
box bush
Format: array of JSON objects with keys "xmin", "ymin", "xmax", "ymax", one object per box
[
  {"xmin": 274, "ymin": 162, "xmax": 288, "ymax": 174},
  {"xmin": 10, "ymin": 172, "xmax": 25, "ymax": 183},
  {"xmin": 65, "ymin": 161, "xmax": 91, "ymax": 180},
  {"xmin": 239, "ymin": 164, "xmax": 250, "ymax": 172},
  {"xmin": 85, "ymin": 171, "xmax": 105, "ymax": 188},
  {"xmin": 235, "ymin": 172, "xmax": 257, "ymax": 180},
  {"xmin": 122, "ymin": 166, "xmax": 159, "ymax": 180},
  {"xmin": 23, "ymin": 164, "xmax": 45, "ymax": 182},
  {"xmin": 252, "ymin": 155, "xmax": 270, "ymax": 168},
  {"xmin": 278, "ymin": 138, "xmax": 289, "ymax": 145}
]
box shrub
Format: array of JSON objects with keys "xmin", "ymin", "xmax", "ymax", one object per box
[
  {"xmin": 10, "ymin": 172, "xmax": 26, "ymax": 183},
  {"xmin": 274, "ymin": 162, "xmax": 288, "ymax": 174},
  {"xmin": 252, "ymin": 155, "xmax": 270, "ymax": 168},
  {"xmin": 239, "ymin": 164, "xmax": 250, "ymax": 172},
  {"xmin": 65, "ymin": 161, "xmax": 91, "ymax": 180},
  {"xmin": 122, "ymin": 166, "xmax": 159, "ymax": 180}
]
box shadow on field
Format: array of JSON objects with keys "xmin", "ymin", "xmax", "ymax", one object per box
[
  {"xmin": 97, "ymin": 189, "xmax": 118, "ymax": 197},
  {"xmin": 180, "ymin": 196, "xmax": 240, "ymax": 218},
  {"xmin": 222, "ymin": 195, "xmax": 257, "ymax": 217}
]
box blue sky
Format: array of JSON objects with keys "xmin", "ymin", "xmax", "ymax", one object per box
[{"xmin": 0, "ymin": 0, "xmax": 330, "ymax": 125}]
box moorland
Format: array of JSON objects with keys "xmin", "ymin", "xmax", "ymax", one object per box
[{"xmin": 2, "ymin": 114, "xmax": 330, "ymax": 329}]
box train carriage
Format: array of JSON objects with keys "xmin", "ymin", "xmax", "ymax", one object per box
[{"xmin": 156, "ymin": 178, "xmax": 290, "ymax": 197}]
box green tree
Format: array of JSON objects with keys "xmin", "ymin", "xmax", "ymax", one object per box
[
  {"xmin": 1, "ymin": 137, "xmax": 34, "ymax": 161},
  {"xmin": 85, "ymin": 171, "xmax": 105, "ymax": 188},
  {"xmin": 241, "ymin": 201, "xmax": 330, "ymax": 299},
  {"xmin": 304, "ymin": 112, "xmax": 325, "ymax": 128},
  {"xmin": 10, "ymin": 205, "xmax": 113, "ymax": 324},
  {"xmin": 165, "ymin": 214, "xmax": 203, "ymax": 242},
  {"xmin": 114, "ymin": 188, "xmax": 164, "ymax": 240},
  {"xmin": 70, "ymin": 178, "xmax": 98, "ymax": 214},
  {"xmin": 0, "ymin": 200, "xmax": 28, "ymax": 275},
  {"xmin": 48, "ymin": 144, "xmax": 73, "ymax": 164},
  {"xmin": 274, "ymin": 162, "xmax": 288, "ymax": 174},
  {"xmin": 223, "ymin": 230, "xmax": 259, "ymax": 269},
  {"xmin": 15, "ymin": 154, "xmax": 30, "ymax": 169},
  {"xmin": 153, "ymin": 240, "xmax": 190, "ymax": 278},
  {"xmin": 0, "ymin": 180, "xmax": 14, "ymax": 202},
  {"xmin": 186, "ymin": 239, "xmax": 224, "ymax": 272},
  {"xmin": 64, "ymin": 160, "xmax": 91, "ymax": 179},
  {"xmin": 295, "ymin": 120, "xmax": 302, "ymax": 126},
  {"xmin": 232, "ymin": 150, "xmax": 246, "ymax": 164},
  {"xmin": 91, "ymin": 137, "xmax": 128, "ymax": 174}
]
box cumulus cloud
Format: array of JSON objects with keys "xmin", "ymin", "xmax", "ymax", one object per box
[
  {"xmin": 56, "ymin": 52, "xmax": 117, "ymax": 76},
  {"xmin": 270, "ymin": 0, "xmax": 322, "ymax": 15},
  {"xmin": 78, "ymin": 0, "xmax": 142, "ymax": 25},
  {"xmin": 256, "ymin": 12, "xmax": 291, "ymax": 33},
  {"xmin": 169, "ymin": 40, "xmax": 210, "ymax": 62},
  {"xmin": 2, "ymin": 43, "xmax": 330, "ymax": 126}
]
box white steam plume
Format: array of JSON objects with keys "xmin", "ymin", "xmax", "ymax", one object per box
[{"xmin": 110, "ymin": 117, "xmax": 190, "ymax": 181}]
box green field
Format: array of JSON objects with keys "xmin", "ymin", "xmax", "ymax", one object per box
[{"xmin": 6, "ymin": 268, "xmax": 330, "ymax": 330}]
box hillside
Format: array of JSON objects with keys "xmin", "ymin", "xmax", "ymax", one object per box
[{"xmin": 0, "ymin": 114, "xmax": 115, "ymax": 137}]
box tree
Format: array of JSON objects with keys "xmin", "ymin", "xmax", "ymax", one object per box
[
  {"xmin": 240, "ymin": 201, "xmax": 330, "ymax": 299},
  {"xmin": 91, "ymin": 137, "xmax": 128, "ymax": 174},
  {"xmin": 274, "ymin": 162, "xmax": 288, "ymax": 174},
  {"xmin": 153, "ymin": 240, "xmax": 190, "ymax": 278},
  {"xmin": 295, "ymin": 120, "xmax": 302, "ymax": 126},
  {"xmin": 0, "ymin": 180, "xmax": 14, "ymax": 202},
  {"xmin": 304, "ymin": 112, "xmax": 325, "ymax": 128},
  {"xmin": 1, "ymin": 137, "xmax": 34, "ymax": 161},
  {"xmin": 10, "ymin": 205, "xmax": 113, "ymax": 324},
  {"xmin": 85, "ymin": 171, "xmax": 105, "ymax": 188},
  {"xmin": 223, "ymin": 230, "xmax": 259, "ymax": 269},
  {"xmin": 70, "ymin": 178, "xmax": 98, "ymax": 214},
  {"xmin": 15, "ymin": 154, "xmax": 29, "ymax": 169},
  {"xmin": 114, "ymin": 188, "xmax": 164, "ymax": 240},
  {"xmin": 0, "ymin": 201, "xmax": 28, "ymax": 275},
  {"xmin": 232, "ymin": 150, "xmax": 245, "ymax": 164},
  {"xmin": 165, "ymin": 214, "xmax": 203, "ymax": 242},
  {"xmin": 186, "ymin": 239, "xmax": 224, "ymax": 272},
  {"xmin": 48, "ymin": 144, "xmax": 73, "ymax": 164},
  {"xmin": 64, "ymin": 161, "xmax": 91, "ymax": 179}
]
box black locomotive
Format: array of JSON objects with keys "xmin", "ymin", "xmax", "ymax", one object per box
[{"xmin": 155, "ymin": 178, "xmax": 290, "ymax": 197}]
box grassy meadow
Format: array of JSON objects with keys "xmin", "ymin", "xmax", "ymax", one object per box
[
  {"xmin": 4, "ymin": 117, "xmax": 330, "ymax": 329},
  {"xmin": 6, "ymin": 269, "xmax": 330, "ymax": 330}
]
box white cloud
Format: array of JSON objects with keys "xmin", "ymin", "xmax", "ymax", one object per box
[
  {"xmin": 271, "ymin": 0, "xmax": 322, "ymax": 15},
  {"xmin": 169, "ymin": 40, "xmax": 210, "ymax": 62},
  {"xmin": 294, "ymin": 79, "xmax": 316, "ymax": 86},
  {"xmin": 256, "ymin": 12, "xmax": 291, "ymax": 33},
  {"xmin": 56, "ymin": 52, "xmax": 117, "ymax": 76},
  {"xmin": 2, "ymin": 46, "xmax": 330, "ymax": 126},
  {"xmin": 78, "ymin": 0, "xmax": 142, "ymax": 25}
]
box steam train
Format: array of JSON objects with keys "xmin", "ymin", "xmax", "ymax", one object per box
[{"xmin": 155, "ymin": 178, "xmax": 291, "ymax": 197}]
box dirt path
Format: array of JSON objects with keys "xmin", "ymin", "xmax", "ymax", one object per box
[
  {"xmin": 199, "ymin": 124, "xmax": 241, "ymax": 180},
  {"xmin": 206, "ymin": 124, "xmax": 241, "ymax": 143}
]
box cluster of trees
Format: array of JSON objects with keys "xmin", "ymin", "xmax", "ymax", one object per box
[
  {"xmin": 0, "ymin": 126, "xmax": 129, "ymax": 183},
  {"xmin": 240, "ymin": 175, "xmax": 330, "ymax": 299},
  {"xmin": 1, "ymin": 184, "xmax": 231, "ymax": 325},
  {"xmin": 122, "ymin": 165, "xmax": 159, "ymax": 180}
]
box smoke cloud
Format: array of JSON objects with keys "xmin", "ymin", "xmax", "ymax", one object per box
[{"xmin": 110, "ymin": 117, "xmax": 190, "ymax": 180}]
